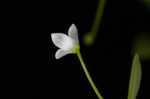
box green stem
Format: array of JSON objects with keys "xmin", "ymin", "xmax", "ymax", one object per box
[
  {"xmin": 84, "ymin": 0, "xmax": 106, "ymax": 45},
  {"xmin": 91, "ymin": 0, "xmax": 106, "ymax": 36},
  {"xmin": 76, "ymin": 50, "xmax": 103, "ymax": 99}
]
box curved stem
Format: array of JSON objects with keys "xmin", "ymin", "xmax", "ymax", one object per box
[
  {"xmin": 84, "ymin": 0, "xmax": 106, "ymax": 45},
  {"xmin": 76, "ymin": 50, "xmax": 103, "ymax": 99}
]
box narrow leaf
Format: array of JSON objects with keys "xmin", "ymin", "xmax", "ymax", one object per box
[{"xmin": 128, "ymin": 53, "xmax": 142, "ymax": 99}]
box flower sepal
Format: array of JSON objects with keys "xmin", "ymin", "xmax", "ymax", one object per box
[{"xmin": 72, "ymin": 44, "xmax": 80, "ymax": 54}]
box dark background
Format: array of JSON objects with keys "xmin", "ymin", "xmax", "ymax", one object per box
[
  {"xmin": 45, "ymin": 0, "xmax": 149, "ymax": 99},
  {"xmin": 4, "ymin": 0, "xmax": 149, "ymax": 99}
]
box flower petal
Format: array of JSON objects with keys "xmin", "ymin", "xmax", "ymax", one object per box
[
  {"xmin": 51, "ymin": 33, "xmax": 75, "ymax": 50},
  {"xmin": 68, "ymin": 24, "xmax": 79, "ymax": 44},
  {"xmin": 55, "ymin": 49, "xmax": 72, "ymax": 59}
]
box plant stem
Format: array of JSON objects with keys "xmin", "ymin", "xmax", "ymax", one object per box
[
  {"xmin": 76, "ymin": 50, "xmax": 103, "ymax": 99},
  {"xmin": 84, "ymin": 0, "xmax": 106, "ymax": 45},
  {"xmin": 91, "ymin": 0, "xmax": 106, "ymax": 36}
]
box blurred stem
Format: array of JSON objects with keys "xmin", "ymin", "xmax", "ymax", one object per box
[
  {"xmin": 77, "ymin": 50, "xmax": 103, "ymax": 99},
  {"xmin": 90, "ymin": 0, "xmax": 106, "ymax": 36},
  {"xmin": 84, "ymin": 0, "xmax": 106, "ymax": 45}
]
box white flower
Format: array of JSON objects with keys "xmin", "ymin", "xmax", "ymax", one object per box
[{"xmin": 51, "ymin": 24, "xmax": 80, "ymax": 59}]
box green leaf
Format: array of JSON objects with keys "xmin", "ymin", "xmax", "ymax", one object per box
[{"xmin": 128, "ymin": 54, "xmax": 142, "ymax": 99}]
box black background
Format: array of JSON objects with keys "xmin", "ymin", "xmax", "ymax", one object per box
[
  {"xmin": 4, "ymin": 0, "xmax": 149, "ymax": 99},
  {"xmin": 45, "ymin": 0, "xmax": 149, "ymax": 99}
]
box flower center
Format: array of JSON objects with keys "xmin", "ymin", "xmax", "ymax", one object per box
[{"xmin": 61, "ymin": 37, "xmax": 75, "ymax": 50}]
